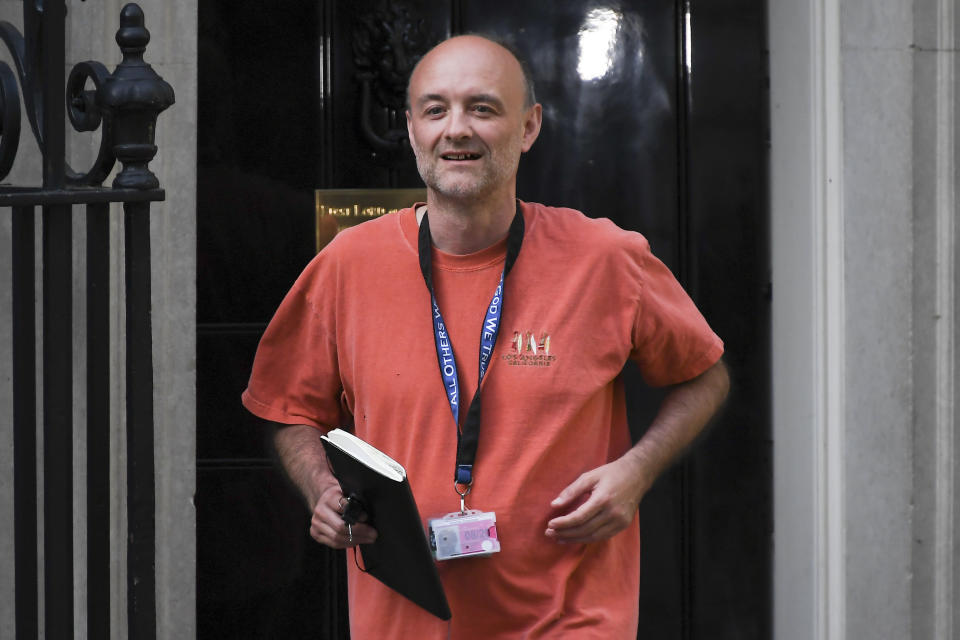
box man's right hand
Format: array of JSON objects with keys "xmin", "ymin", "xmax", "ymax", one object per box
[
  {"xmin": 309, "ymin": 483, "xmax": 378, "ymax": 548},
  {"xmin": 273, "ymin": 424, "xmax": 378, "ymax": 549}
]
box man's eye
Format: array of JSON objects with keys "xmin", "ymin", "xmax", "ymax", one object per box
[
  {"xmin": 425, "ymin": 106, "xmax": 445, "ymax": 116},
  {"xmin": 473, "ymin": 105, "xmax": 494, "ymax": 114}
]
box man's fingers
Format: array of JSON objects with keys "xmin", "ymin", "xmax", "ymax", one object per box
[
  {"xmin": 546, "ymin": 503, "xmax": 635, "ymax": 544},
  {"xmin": 550, "ymin": 472, "xmax": 593, "ymax": 509},
  {"xmin": 546, "ymin": 493, "xmax": 602, "ymax": 532},
  {"xmin": 547, "ymin": 500, "xmax": 638, "ymax": 543},
  {"xmin": 324, "ymin": 489, "xmax": 345, "ymax": 515},
  {"xmin": 311, "ymin": 520, "xmax": 367, "ymax": 548},
  {"xmin": 546, "ymin": 508, "xmax": 603, "ymax": 540},
  {"xmin": 310, "ymin": 507, "xmax": 378, "ymax": 548},
  {"xmin": 309, "ymin": 517, "xmax": 340, "ymax": 546}
]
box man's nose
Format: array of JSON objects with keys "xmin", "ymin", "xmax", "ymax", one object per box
[{"xmin": 443, "ymin": 109, "xmax": 472, "ymax": 140}]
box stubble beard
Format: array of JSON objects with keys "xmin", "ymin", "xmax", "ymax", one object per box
[{"xmin": 412, "ymin": 139, "xmax": 521, "ymax": 201}]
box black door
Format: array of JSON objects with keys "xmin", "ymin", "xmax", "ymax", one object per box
[{"xmin": 196, "ymin": 1, "xmax": 770, "ymax": 637}]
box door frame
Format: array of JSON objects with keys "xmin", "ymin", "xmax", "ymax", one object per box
[{"xmin": 769, "ymin": 0, "xmax": 846, "ymax": 638}]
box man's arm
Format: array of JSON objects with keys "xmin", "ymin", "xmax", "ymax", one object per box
[
  {"xmin": 273, "ymin": 424, "xmax": 377, "ymax": 548},
  {"xmin": 545, "ymin": 358, "xmax": 730, "ymax": 544}
]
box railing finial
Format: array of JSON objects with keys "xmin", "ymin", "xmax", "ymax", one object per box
[
  {"xmin": 116, "ymin": 4, "xmax": 149, "ymax": 61},
  {"xmin": 98, "ymin": 3, "xmax": 174, "ymax": 190}
]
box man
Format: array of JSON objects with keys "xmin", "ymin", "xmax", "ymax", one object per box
[{"xmin": 242, "ymin": 35, "xmax": 728, "ymax": 639}]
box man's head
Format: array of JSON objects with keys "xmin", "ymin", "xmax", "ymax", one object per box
[
  {"xmin": 406, "ymin": 36, "xmax": 537, "ymax": 110},
  {"xmin": 406, "ymin": 35, "xmax": 542, "ymax": 203}
]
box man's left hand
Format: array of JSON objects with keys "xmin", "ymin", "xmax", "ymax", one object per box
[
  {"xmin": 544, "ymin": 455, "xmax": 648, "ymax": 544},
  {"xmin": 545, "ymin": 359, "xmax": 729, "ymax": 545}
]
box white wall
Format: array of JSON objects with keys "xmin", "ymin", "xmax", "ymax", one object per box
[
  {"xmin": 910, "ymin": 0, "xmax": 959, "ymax": 635},
  {"xmin": 840, "ymin": 0, "xmax": 915, "ymax": 636}
]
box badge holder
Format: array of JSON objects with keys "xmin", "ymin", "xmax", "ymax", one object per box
[{"xmin": 428, "ymin": 482, "xmax": 501, "ymax": 561}]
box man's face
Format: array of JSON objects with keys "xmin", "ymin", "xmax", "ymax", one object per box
[{"xmin": 406, "ymin": 37, "xmax": 541, "ymax": 202}]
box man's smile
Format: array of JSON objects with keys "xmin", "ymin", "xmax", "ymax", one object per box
[{"xmin": 440, "ymin": 151, "xmax": 483, "ymax": 161}]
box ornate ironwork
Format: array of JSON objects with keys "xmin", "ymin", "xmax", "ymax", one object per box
[
  {"xmin": 353, "ymin": 3, "xmax": 430, "ymax": 153},
  {"xmin": 0, "ymin": 56, "xmax": 21, "ymax": 180},
  {"xmin": 0, "ymin": 1, "xmax": 173, "ymax": 188},
  {"xmin": 99, "ymin": 4, "xmax": 175, "ymax": 189},
  {"xmin": 66, "ymin": 60, "xmax": 114, "ymax": 184},
  {"xmin": 0, "ymin": 5, "xmax": 38, "ymax": 143},
  {"xmin": 3, "ymin": 3, "xmax": 172, "ymax": 638}
]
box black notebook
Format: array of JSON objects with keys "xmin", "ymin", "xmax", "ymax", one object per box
[{"xmin": 320, "ymin": 429, "xmax": 451, "ymax": 620}]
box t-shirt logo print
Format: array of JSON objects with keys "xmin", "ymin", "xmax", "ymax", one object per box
[
  {"xmin": 502, "ymin": 331, "xmax": 557, "ymax": 367},
  {"xmin": 512, "ymin": 331, "xmax": 549, "ymax": 355}
]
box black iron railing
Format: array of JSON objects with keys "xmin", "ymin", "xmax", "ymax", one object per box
[{"xmin": 5, "ymin": 2, "xmax": 173, "ymax": 638}]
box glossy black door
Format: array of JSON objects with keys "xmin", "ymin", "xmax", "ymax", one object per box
[
  {"xmin": 196, "ymin": 1, "xmax": 769, "ymax": 637},
  {"xmin": 197, "ymin": 3, "xmax": 344, "ymax": 638}
]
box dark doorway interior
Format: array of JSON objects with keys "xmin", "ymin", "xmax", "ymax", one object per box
[{"xmin": 196, "ymin": 1, "xmax": 770, "ymax": 638}]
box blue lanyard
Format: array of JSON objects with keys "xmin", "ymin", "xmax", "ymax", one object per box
[
  {"xmin": 427, "ymin": 272, "xmax": 504, "ymax": 427},
  {"xmin": 418, "ymin": 204, "xmax": 524, "ymax": 486}
]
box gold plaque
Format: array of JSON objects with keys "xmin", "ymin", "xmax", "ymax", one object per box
[{"xmin": 315, "ymin": 188, "xmax": 427, "ymax": 252}]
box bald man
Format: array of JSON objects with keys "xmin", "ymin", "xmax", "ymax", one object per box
[{"xmin": 243, "ymin": 35, "xmax": 728, "ymax": 639}]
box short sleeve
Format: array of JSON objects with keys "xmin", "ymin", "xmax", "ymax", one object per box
[
  {"xmin": 629, "ymin": 238, "xmax": 724, "ymax": 387},
  {"xmin": 241, "ymin": 250, "xmax": 348, "ymax": 430}
]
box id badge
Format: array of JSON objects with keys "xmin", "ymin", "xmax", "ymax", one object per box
[{"xmin": 428, "ymin": 509, "xmax": 501, "ymax": 561}]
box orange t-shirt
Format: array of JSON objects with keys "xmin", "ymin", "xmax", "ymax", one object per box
[{"xmin": 242, "ymin": 201, "xmax": 723, "ymax": 639}]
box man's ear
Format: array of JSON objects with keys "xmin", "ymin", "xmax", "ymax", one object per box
[
  {"xmin": 520, "ymin": 103, "xmax": 542, "ymax": 153},
  {"xmin": 406, "ymin": 110, "xmax": 414, "ymax": 147}
]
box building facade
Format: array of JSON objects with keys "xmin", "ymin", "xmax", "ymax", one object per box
[{"xmin": 0, "ymin": 0, "xmax": 955, "ymax": 638}]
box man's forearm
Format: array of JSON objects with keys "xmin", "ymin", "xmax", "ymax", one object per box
[
  {"xmin": 623, "ymin": 358, "xmax": 730, "ymax": 494},
  {"xmin": 273, "ymin": 423, "xmax": 339, "ymax": 510}
]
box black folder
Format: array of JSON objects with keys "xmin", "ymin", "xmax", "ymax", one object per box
[{"xmin": 321, "ymin": 429, "xmax": 451, "ymax": 620}]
